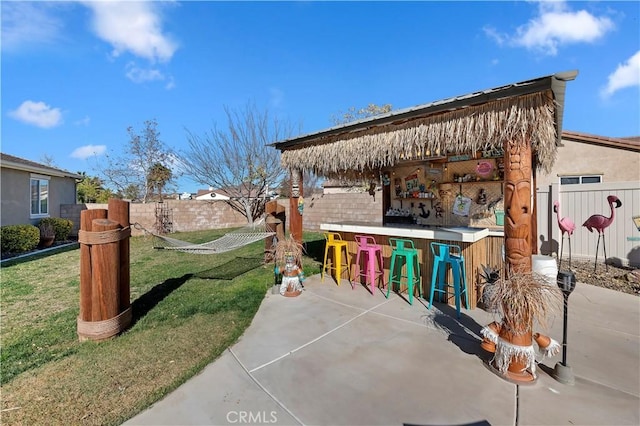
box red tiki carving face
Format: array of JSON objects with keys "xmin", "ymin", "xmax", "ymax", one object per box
[{"xmin": 504, "ymin": 141, "xmax": 532, "ymax": 272}]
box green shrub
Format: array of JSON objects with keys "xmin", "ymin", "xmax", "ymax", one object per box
[
  {"xmin": 38, "ymin": 218, "xmax": 73, "ymax": 241},
  {"xmin": 1, "ymin": 224, "xmax": 40, "ymax": 253}
]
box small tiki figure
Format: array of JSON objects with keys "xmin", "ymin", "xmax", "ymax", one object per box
[
  {"xmin": 477, "ymin": 188, "xmax": 487, "ymax": 205},
  {"xmin": 279, "ymin": 252, "xmax": 305, "ymax": 296},
  {"xmin": 271, "ymin": 237, "xmax": 305, "ymax": 297}
]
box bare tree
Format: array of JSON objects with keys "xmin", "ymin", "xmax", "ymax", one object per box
[
  {"xmin": 326, "ymin": 103, "xmax": 394, "ymax": 191},
  {"xmin": 40, "ymin": 154, "xmax": 57, "ymax": 167},
  {"xmin": 330, "ymin": 103, "xmax": 392, "ymax": 125},
  {"xmin": 182, "ymin": 103, "xmax": 297, "ymax": 223},
  {"xmin": 101, "ymin": 119, "xmax": 177, "ymax": 203}
]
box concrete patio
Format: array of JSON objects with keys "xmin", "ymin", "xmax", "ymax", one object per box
[{"xmin": 126, "ymin": 273, "xmax": 639, "ymax": 425}]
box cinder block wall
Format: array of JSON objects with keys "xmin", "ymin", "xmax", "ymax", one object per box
[
  {"xmin": 61, "ymin": 182, "xmax": 640, "ymax": 266},
  {"xmin": 302, "ymin": 191, "xmax": 383, "ymax": 230},
  {"xmin": 61, "ymin": 193, "xmax": 381, "ymax": 237},
  {"xmin": 62, "ymin": 200, "xmax": 248, "ymax": 236}
]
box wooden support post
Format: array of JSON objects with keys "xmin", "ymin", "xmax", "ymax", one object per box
[
  {"xmin": 503, "ymin": 138, "xmax": 533, "ymax": 273},
  {"xmin": 108, "ymin": 199, "xmax": 130, "ymax": 311},
  {"xmin": 91, "ymin": 219, "xmax": 121, "ymax": 321},
  {"xmin": 499, "ymin": 138, "xmax": 536, "ymax": 384},
  {"xmin": 290, "ymin": 169, "xmax": 303, "ymax": 244},
  {"xmin": 531, "ymin": 166, "xmax": 539, "ymax": 255},
  {"xmin": 79, "ymin": 209, "xmax": 107, "ymax": 322}
]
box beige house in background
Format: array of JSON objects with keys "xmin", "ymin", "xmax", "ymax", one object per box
[
  {"xmin": 538, "ymin": 131, "xmax": 640, "ymax": 188},
  {"xmin": 1, "ymin": 153, "xmax": 81, "ymax": 227}
]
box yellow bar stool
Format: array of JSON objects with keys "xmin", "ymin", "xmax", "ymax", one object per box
[
  {"xmin": 386, "ymin": 238, "xmax": 422, "ymax": 304},
  {"xmin": 322, "ymin": 232, "xmax": 352, "ymax": 285}
]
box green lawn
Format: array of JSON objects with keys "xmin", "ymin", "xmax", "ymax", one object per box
[{"xmin": 0, "ymin": 229, "xmax": 322, "ymax": 425}]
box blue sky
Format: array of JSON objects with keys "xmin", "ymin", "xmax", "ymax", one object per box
[{"xmin": 2, "ymin": 1, "xmax": 639, "ymax": 193}]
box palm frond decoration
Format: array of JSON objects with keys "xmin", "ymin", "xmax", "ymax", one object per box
[
  {"xmin": 280, "ymin": 92, "xmax": 558, "ymax": 176},
  {"xmin": 486, "ymin": 270, "xmax": 563, "ymax": 335},
  {"xmin": 270, "ymin": 237, "xmax": 304, "ymax": 267}
]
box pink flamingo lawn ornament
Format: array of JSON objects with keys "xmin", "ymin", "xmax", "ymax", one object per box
[
  {"xmin": 554, "ymin": 200, "xmax": 575, "ymax": 269},
  {"xmin": 582, "ymin": 195, "xmax": 622, "ymax": 273}
]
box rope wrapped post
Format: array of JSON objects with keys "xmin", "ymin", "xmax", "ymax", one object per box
[
  {"xmin": 109, "ymin": 199, "xmax": 130, "ymax": 311},
  {"xmin": 91, "ymin": 219, "xmax": 121, "ymax": 321},
  {"xmin": 77, "ymin": 200, "xmax": 132, "ymax": 342},
  {"xmin": 79, "ymin": 209, "xmax": 107, "ymax": 322}
]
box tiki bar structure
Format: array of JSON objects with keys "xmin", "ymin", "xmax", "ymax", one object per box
[{"xmin": 273, "ymin": 70, "xmax": 578, "ymax": 312}]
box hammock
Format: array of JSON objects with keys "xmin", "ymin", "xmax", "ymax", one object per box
[{"xmin": 136, "ymin": 218, "xmax": 275, "ymax": 254}]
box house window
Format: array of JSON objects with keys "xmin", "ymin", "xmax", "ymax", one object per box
[
  {"xmin": 30, "ymin": 177, "xmax": 49, "ymax": 216},
  {"xmin": 560, "ymin": 175, "xmax": 602, "ymax": 185}
]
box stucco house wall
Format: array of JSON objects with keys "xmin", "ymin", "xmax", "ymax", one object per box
[
  {"xmin": 1, "ymin": 153, "xmax": 81, "ymax": 227},
  {"xmin": 537, "ymin": 131, "xmax": 640, "ymax": 188}
]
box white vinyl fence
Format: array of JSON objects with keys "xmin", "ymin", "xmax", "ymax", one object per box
[{"xmin": 537, "ymin": 181, "xmax": 640, "ymax": 268}]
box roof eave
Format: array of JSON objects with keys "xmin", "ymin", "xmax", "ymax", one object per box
[
  {"xmin": 273, "ymin": 70, "xmax": 578, "ymax": 151},
  {"xmin": 551, "ymin": 70, "xmax": 579, "ymax": 146},
  {"xmin": 1, "ymin": 159, "xmax": 82, "ymax": 179},
  {"xmin": 562, "ymin": 130, "xmax": 640, "ymax": 152}
]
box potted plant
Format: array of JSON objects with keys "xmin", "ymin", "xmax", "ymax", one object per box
[
  {"xmin": 480, "ymin": 269, "xmax": 562, "ymax": 383},
  {"xmin": 38, "ymin": 223, "xmax": 56, "ymax": 248},
  {"xmin": 477, "ymin": 264, "xmax": 500, "ymax": 312}
]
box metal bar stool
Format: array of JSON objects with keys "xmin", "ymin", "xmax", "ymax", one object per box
[
  {"xmin": 353, "ymin": 235, "xmax": 385, "ymax": 295},
  {"xmin": 428, "ymin": 242, "xmax": 469, "ymax": 318},
  {"xmin": 322, "ymin": 232, "xmax": 352, "ymax": 285},
  {"xmin": 386, "ymin": 238, "xmax": 421, "ymax": 305}
]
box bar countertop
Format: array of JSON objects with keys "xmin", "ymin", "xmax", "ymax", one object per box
[{"xmin": 320, "ymin": 222, "xmax": 500, "ymax": 243}]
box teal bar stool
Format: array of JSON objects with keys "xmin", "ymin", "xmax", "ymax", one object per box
[
  {"xmin": 428, "ymin": 242, "xmax": 469, "ymax": 318},
  {"xmin": 386, "ymin": 238, "xmax": 421, "ymax": 305}
]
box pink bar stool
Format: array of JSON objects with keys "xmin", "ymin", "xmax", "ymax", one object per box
[{"xmin": 352, "ymin": 235, "xmax": 385, "ymax": 295}]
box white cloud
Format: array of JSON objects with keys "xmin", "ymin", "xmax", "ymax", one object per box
[
  {"xmin": 1, "ymin": 2, "xmax": 64, "ymax": 52},
  {"xmin": 483, "ymin": 26, "xmax": 507, "ymax": 47},
  {"xmin": 125, "ymin": 62, "xmax": 175, "ymax": 89},
  {"xmin": 8, "ymin": 101, "xmax": 63, "ymax": 128},
  {"xmin": 601, "ymin": 51, "xmax": 640, "ymax": 97},
  {"xmin": 487, "ymin": 1, "xmax": 614, "ymax": 56},
  {"xmin": 82, "ymin": 1, "xmax": 178, "ymax": 63},
  {"xmin": 74, "ymin": 116, "xmax": 91, "ymax": 126},
  {"xmin": 125, "ymin": 62, "xmax": 166, "ymax": 83},
  {"xmin": 165, "ymin": 76, "xmax": 176, "ymax": 90},
  {"xmin": 71, "ymin": 145, "xmax": 107, "ymax": 160}
]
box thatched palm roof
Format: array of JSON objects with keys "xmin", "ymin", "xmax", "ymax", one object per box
[{"xmin": 273, "ymin": 71, "xmax": 578, "ymax": 176}]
